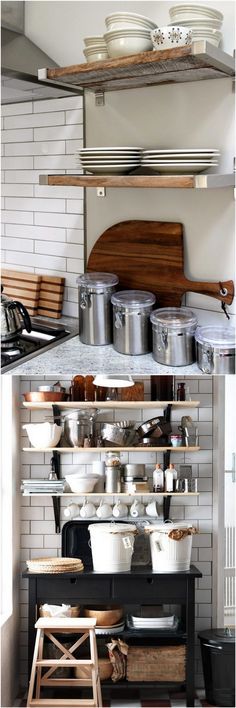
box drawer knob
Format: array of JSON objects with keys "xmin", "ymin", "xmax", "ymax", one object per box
[
  {"xmin": 70, "ymin": 578, "xmax": 77, "ymax": 585},
  {"xmin": 147, "ymin": 578, "xmax": 154, "ymax": 585}
]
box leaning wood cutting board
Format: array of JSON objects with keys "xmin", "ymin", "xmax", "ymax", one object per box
[
  {"xmin": 37, "ymin": 275, "xmax": 65, "ymax": 319},
  {"xmin": 87, "ymin": 221, "xmax": 234, "ymax": 307},
  {"xmin": 1, "ymin": 269, "xmax": 41, "ymax": 316}
]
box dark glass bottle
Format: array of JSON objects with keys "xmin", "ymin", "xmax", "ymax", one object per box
[
  {"xmin": 151, "ymin": 376, "xmax": 174, "ymax": 401},
  {"xmin": 177, "ymin": 383, "xmax": 186, "ymax": 401}
]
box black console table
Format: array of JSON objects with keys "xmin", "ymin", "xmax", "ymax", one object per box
[{"xmin": 23, "ymin": 564, "xmax": 201, "ymax": 707}]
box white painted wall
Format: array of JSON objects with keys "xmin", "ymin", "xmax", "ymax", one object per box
[{"xmin": 24, "ymin": 0, "xmax": 235, "ymax": 326}]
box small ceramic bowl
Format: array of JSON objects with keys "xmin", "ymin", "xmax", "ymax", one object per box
[
  {"xmin": 151, "ymin": 25, "xmax": 192, "ymax": 50},
  {"xmin": 104, "ymin": 29, "xmax": 153, "ymax": 58},
  {"xmin": 83, "ymin": 46, "xmax": 109, "ymax": 63}
]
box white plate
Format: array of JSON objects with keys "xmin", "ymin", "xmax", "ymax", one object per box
[
  {"xmin": 142, "ymin": 148, "xmax": 219, "ymax": 154},
  {"xmin": 140, "ymin": 161, "xmax": 218, "ymax": 174},
  {"xmin": 95, "ymin": 622, "xmax": 125, "ymax": 635},
  {"xmin": 79, "ymin": 160, "xmax": 141, "ymax": 166},
  {"xmin": 81, "ymin": 164, "xmax": 139, "ymax": 174},
  {"xmin": 79, "ymin": 147, "xmax": 142, "ymax": 152}
]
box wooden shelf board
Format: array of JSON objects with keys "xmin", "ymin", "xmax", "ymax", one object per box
[
  {"xmin": 39, "ymin": 174, "xmax": 235, "ymax": 190},
  {"xmin": 23, "ymin": 400, "xmax": 200, "ymax": 410},
  {"xmin": 22, "ymin": 492, "xmax": 199, "ymax": 497},
  {"xmin": 22, "ymin": 446, "xmax": 200, "ymax": 452},
  {"xmin": 41, "ymin": 43, "xmax": 234, "ymax": 93}
]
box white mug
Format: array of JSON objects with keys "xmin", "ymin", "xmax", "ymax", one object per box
[
  {"xmin": 112, "ymin": 500, "xmax": 128, "ymax": 518},
  {"xmin": 63, "ymin": 503, "xmax": 80, "ymax": 520},
  {"xmin": 96, "ymin": 500, "xmax": 112, "ymax": 519},
  {"xmin": 145, "ymin": 500, "xmax": 159, "ymax": 518},
  {"xmin": 80, "ymin": 499, "xmax": 96, "ymax": 518},
  {"xmin": 130, "ymin": 499, "xmax": 145, "ymax": 518}
]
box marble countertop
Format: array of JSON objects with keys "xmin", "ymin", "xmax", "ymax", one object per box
[{"xmin": 10, "ymin": 320, "xmax": 202, "ymax": 375}]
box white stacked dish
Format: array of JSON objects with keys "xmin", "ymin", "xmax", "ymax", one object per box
[
  {"xmin": 169, "ymin": 5, "xmax": 223, "ymax": 22},
  {"xmin": 76, "ymin": 146, "xmax": 142, "ymax": 175},
  {"xmin": 104, "ymin": 28, "xmax": 153, "ymax": 58},
  {"xmin": 83, "ymin": 36, "xmax": 108, "ymax": 63},
  {"xmin": 130, "ymin": 614, "xmax": 176, "ymax": 629},
  {"xmin": 105, "ymin": 12, "xmax": 157, "ymax": 31},
  {"xmin": 169, "ymin": 4, "xmax": 223, "ymax": 47},
  {"xmin": 141, "ymin": 148, "xmax": 219, "ymax": 174}
]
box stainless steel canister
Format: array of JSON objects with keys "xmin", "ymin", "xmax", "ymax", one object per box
[
  {"xmin": 150, "ymin": 307, "xmax": 197, "ymax": 366},
  {"xmin": 195, "ymin": 326, "xmax": 235, "ymax": 374},
  {"xmin": 77, "ymin": 272, "xmax": 119, "ymax": 345},
  {"xmin": 111, "ymin": 290, "xmax": 156, "ymax": 355}
]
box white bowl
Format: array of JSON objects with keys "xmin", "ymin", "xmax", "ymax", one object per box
[
  {"xmin": 83, "ymin": 47, "xmax": 109, "ymax": 63},
  {"xmin": 151, "ymin": 26, "xmax": 192, "ymax": 50},
  {"xmin": 105, "ymin": 12, "xmax": 157, "ymax": 31},
  {"xmin": 169, "ymin": 5, "xmax": 223, "ymax": 22},
  {"xmin": 171, "ymin": 18, "xmax": 222, "ymax": 29},
  {"xmin": 104, "ymin": 29, "xmax": 153, "ymax": 58},
  {"xmin": 83, "ymin": 35, "xmax": 106, "ymax": 47},
  {"xmin": 65, "ymin": 475, "xmax": 98, "ymax": 493},
  {"xmin": 23, "ymin": 423, "xmax": 62, "ymax": 448}
]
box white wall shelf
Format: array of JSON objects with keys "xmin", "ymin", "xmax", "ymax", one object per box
[
  {"xmin": 23, "ymin": 400, "xmax": 200, "ymax": 410},
  {"xmin": 22, "ymin": 446, "xmax": 200, "ymax": 453},
  {"xmin": 22, "ymin": 492, "xmax": 199, "ymax": 497}
]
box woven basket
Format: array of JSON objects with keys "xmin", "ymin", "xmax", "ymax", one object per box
[
  {"xmin": 74, "ymin": 658, "xmax": 112, "ymax": 681},
  {"xmin": 39, "ymin": 605, "xmax": 80, "ymax": 618},
  {"xmin": 127, "ymin": 645, "xmax": 186, "ymax": 682}
]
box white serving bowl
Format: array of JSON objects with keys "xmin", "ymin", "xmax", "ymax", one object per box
[
  {"xmin": 171, "ymin": 18, "xmax": 222, "ymax": 29},
  {"xmin": 83, "ymin": 35, "xmax": 107, "ymax": 47},
  {"xmin": 105, "ymin": 12, "xmax": 157, "ymax": 31},
  {"xmin": 83, "ymin": 46, "xmax": 109, "ymax": 63},
  {"xmin": 104, "ymin": 29, "xmax": 153, "ymax": 58},
  {"xmin": 23, "ymin": 423, "xmax": 62, "ymax": 448},
  {"xmin": 151, "ymin": 26, "xmax": 192, "ymax": 50},
  {"xmin": 191, "ymin": 32, "xmax": 222, "ymax": 47},
  {"xmin": 169, "ymin": 5, "xmax": 223, "ymax": 22},
  {"xmin": 65, "ymin": 475, "xmax": 98, "ymax": 493}
]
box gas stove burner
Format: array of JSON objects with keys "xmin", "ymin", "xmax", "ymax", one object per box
[{"xmin": 4, "ymin": 348, "xmax": 21, "ymax": 357}]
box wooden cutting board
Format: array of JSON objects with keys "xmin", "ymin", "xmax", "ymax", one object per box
[
  {"xmin": 87, "ymin": 220, "xmax": 234, "ymax": 307},
  {"xmin": 1, "ymin": 269, "xmax": 41, "ymax": 316},
  {"xmin": 37, "ymin": 275, "xmax": 65, "ymax": 319}
]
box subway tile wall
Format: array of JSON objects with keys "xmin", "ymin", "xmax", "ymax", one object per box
[
  {"xmin": 1, "ymin": 96, "xmax": 84, "ymax": 317},
  {"xmin": 19, "ymin": 375, "xmax": 213, "ymax": 689}
]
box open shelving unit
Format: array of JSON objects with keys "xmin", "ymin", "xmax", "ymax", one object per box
[
  {"xmin": 23, "ymin": 445, "xmax": 200, "ymax": 452},
  {"xmin": 38, "ymin": 43, "xmax": 235, "ymax": 191}
]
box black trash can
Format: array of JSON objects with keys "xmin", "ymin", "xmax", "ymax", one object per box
[{"xmin": 198, "ymin": 628, "xmax": 235, "ymax": 707}]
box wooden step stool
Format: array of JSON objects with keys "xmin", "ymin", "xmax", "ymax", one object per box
[{"xmin": 27, "ymin": 617, "xmax": 102, "ymax": 707}]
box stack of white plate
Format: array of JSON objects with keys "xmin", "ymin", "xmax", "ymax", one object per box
[
  {"xmin": 141, "ymin": 148, "xmax": 220, "ymax": 174},
  {"xmin": 130, "ymin": 614, "xmax": 177, "ymax": 629},
  {"xmin": 76, "ymin": 147, "xmax": 142, "ymax": 175},
  {"xmin": 169, "ymin": 4, "xmax": 223, "ymax": 47},
  {"xmin": 83, "ymin": 35, "xmax": 108, "ymax": 63}
]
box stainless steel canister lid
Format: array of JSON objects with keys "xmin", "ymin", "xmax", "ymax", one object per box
[
  {"xmin": 150, "ymin": 307, "xmax": 197, "ymax": 330},
  {"xmin": 111, "ymin": 290, "xmax": 156, "ymax": 309}
]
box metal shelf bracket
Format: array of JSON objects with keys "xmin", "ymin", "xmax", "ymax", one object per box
[
  {"xmin": 96, "ymin": 187, "xmax": 106, "ymax": 197},
  {"xmin": 95, "ymin": 91, "xmax": 105, "ymax": 106}
]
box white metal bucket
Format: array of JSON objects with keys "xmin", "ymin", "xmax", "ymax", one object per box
[
  {"xmin": 88, "ymin": 522, "xmax": 136, "ymax": 572},
  {"xmin": 148, "ymin": 522, "xmax": 194, "ymax": 572}
]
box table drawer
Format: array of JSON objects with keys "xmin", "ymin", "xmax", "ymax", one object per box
[
  {"xmin": 112, "ymin": 576, "xmax": 186, "ymax": 602},
  {"xmin": 37, "ymin": 576, "xmax": 111, "ymax": 602}
]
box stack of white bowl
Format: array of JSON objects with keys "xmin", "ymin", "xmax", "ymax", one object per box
[
  {"xmin": 104, "ymin": 12, "xmax": 157, "ymax": 58},
  {"xmin": 83, "ymin": 35, "xmax": 108, "ymax": 63},
  {"xmin": 169, "ymin": 4, "xmax": 223, "ymax": 47}
]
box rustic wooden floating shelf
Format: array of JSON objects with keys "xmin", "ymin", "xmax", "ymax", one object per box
[
  {"xmin": 23, "ymin": 400, "xmax": 200, "ymax": 410},
  {"xmin": 39, "ymin": 42, "xmax": 235, "ymax": 93},
  {"xmin": 39, "ymin": 173, "xmax": 234, "ymax": 190},
  {"xmin": 23, "ymin": 446, "xmax": 200, "ymax": 453}
]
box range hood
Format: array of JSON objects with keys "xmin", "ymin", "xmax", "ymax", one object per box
[{"xmin": 1, "ymin": 1, "xmax": 80, "ymax": 104}]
